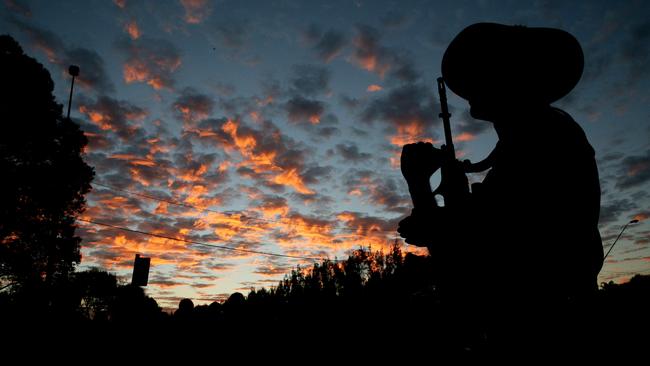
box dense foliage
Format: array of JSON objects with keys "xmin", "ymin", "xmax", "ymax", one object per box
[{"xmin": 0, "ymin": 35, "xmax": 94, "ymax": 313}]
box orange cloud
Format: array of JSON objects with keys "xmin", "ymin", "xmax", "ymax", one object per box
[
  {"xmin": 94, "ymin": 196, "xmax": 139, "ymax": 213},
  {"xmin": 148, "ymin": 280, "xmax": 184, "ymax": 288},
  {"xmin": 173, "ymin": 89, "xmax": 214, "ymax": 125},
  {"xmin": 336, "ymin": 212, "xmax": 356, "ymax": 222},
  {"xmin": 124, "ymin": 62, "xmax": 150, "ymax": 83},
  {"xmin": 348, "ymin": 188, "xmax": 363, "ymax": 196},
  {"xmin": 359, "ymin": 55, "xmax": 376, "ymax": 71},
  {"xmin": 249, "ymin": 111, "xmax": 261, "ymax": 123},
  {"xmin": 222, "ymin": 120, "xmax": 257, "ymax": 153},
  {"xmin": 79, "ymin": 106, "xmax": 111, "ymax": 130},
  {"xmin": 78, "ymin": 97, "xmax": 147, "ymax": 134},
  {"xmin": 256, "ymin": 95, "xmax": 274, "ymax": 107},
  {"xmin": 198, "ymin": 211, "xmax": 266, "ymax": 245},
  {"xmin": 367, "ymin": 84, "xmax": 383, "ymax": 92},
  {"xmin": 254, "ymin": 262, "xmax": 291, "ymax": 277},
  {"xmin": 179, "ymin": 163, "xmax": 209, "ymax": 183},
  {"xmin": 146, "ymin": 78, "xmax": 167, "ymax": 90},
  {"xmin": 146, "ymin": 136, "xmax": 171, "ymax": 156},
  {"xmin": 109, "ymin": 154, "xmax": 156, "ymax": 167},
  {"xmin": 242, "ymin": 210, "xmax": 420, "ymax": 258},
  {"xmin": 124, "ymin": 61, "xmax": 179, "ymax": 90},
  {"xmin": 218, "ymin": 120, "xmax": 315, "ymax": 194},
  {"xmin": 253, "ymin": 197, "xmax": 290, "ymax": 219},
  {"xmin": 351, "ymin": 25, "xmax": 394, "ymax": 78},
  {"xmin": 180, "ymin": 0, "xmax": 212, "ymax": 24},
  {"xmin": 217, "ymin": 161, "xmax": 231, "ymax": 172},
  {"xmin": 124, "ymin": 20, "xmax": 141, "ymax": 40},
  {"xmin": 120, "ymin": 38, "xmax": 182, "ymax": 90},
  {"xmin": 154, "ymin": 202, "xmax": 169, "ymax": 215},
  {"xmin": 355, "ymin": 54, "xmax": 389, "ymax": 78},
  {"xmin": 185, "ymin": 185, "xmax": 209, "ymax": 205},
  {"xmin": 627, "ymin": 162, "xmax": 649, "ymax": 177},
  {"xmin": 454, "ymin": 132, "xmax": 476, "ymax": 142},
  {"xmin": 333, "ymin": 211, "xmax": 428, "ymax": 255},
  {"xmin": 388, "ymin": 150, "xmax": 402, "ymax": 169},
  {"xmin": 176, "ymin": 106, "xmax": 193, "ymax": 121},
  {"xmin": 273, "ymin": 169, "xmax": 314, "ymax": 195},
  {"xmin": 159, "ymin": 178, "xmax": 223, "ymax": 212},
  {"xmin": 81, "ymin": 179, "xmax": 429, "ymax": 308},
  {"xmin": 274, "ymin": 214, "xmax": 335, "ymax": 247},
  {"xmin": 308, "ymin": 115, "xmax": 321, "ymax": 124},
  {"xmin": 128, "ymin": 166, "xmax": 155, "ymax": 187},
  {"xmin": 389, "ymin": 121, "xmax": 434, "ymax": 147},
  {"xmin": 84, "ymin": 229, "xmax": 203, "ymax": 271}
]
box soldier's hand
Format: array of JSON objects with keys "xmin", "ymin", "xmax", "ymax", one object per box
[
  {"xmin": 397, "ymin": 211, "xmax": 434, "ymax": 247},
  {"xmin": 401, "ymin": 142, "xmax": 443, "ymax": 185}
]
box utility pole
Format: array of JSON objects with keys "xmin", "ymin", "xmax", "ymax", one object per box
[{"xmin": 67, "ymin": 65, "xmax": 79, "ymax": 120}]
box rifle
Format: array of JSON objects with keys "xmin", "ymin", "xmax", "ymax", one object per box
[
  {"xmin": 437, "ymin": 77, "xmax": 455, "ymax": 158},
  {"xmin": 431, "ymin": 77, "xmax": 469, "ymax": 208},
  {"xmin": 397, "ymin": 78, "xmax": 469, "ymax": 247}
]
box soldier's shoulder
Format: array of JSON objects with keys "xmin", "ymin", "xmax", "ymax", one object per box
[{"xmin": 550, "ymin": 107, "xmax": 595, "ymax": 155}]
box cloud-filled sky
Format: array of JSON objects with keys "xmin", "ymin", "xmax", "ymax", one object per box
[{"xmin": 2, "ymin": 0, "xmax": 649, "ymax": 308}]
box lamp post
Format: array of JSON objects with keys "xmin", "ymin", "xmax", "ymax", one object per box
[
  {"xmin": 603, "ymin": 219, "xmax": 639, "ymax": 260},
  {"xmin": 66, "ymin": 65, "xmax": 79, "ymax": 120}
]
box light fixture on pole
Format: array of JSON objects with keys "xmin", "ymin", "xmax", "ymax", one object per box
[{"xmin": 67, "ymin": 65, "xmax": 79, "ymax": 120}]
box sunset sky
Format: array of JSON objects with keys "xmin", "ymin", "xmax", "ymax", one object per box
[{"xmin": 2, "ymin": 0, "xmax": 649, "ymax": 309}]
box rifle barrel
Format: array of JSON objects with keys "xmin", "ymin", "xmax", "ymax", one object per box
[{"xmin": 437, "ymin": 77, "xmax": 455, "ymax": 158}]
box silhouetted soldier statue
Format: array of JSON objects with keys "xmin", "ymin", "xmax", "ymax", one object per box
[{"xmin": 398, "ymin": 23, "xmax": 603, "ymax": 351}]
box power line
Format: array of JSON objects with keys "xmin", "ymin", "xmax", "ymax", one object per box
[
  {"xmin": 77, "ymin": 218, "xmax": 327, "ymax": 261},
  {"xmin": 92, "ymin": 182, "xmax": 225, "ymax": 214},
  {"xmin": 90, "ymin": 181, "xmax": 399, "ymax": 234}
]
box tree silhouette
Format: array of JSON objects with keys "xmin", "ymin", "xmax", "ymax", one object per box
[
  {"xmin": 109, "ymin": 284, "xmax": 163, "ymax": 323},
  {"xmin": 0, "ymin": 35, "xmax": 94, "ymax": 313},
  {"xmin": 73, "ymin": 268, "xmax": 119, "ymax": 321},
  {"xmin": 174, "ymin": 298, "xmax": 195, "ymax": 323}
]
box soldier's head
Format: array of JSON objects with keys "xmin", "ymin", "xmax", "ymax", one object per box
[{"xmin": 441, "ymin": 23, "xmax": 583, "ymax": 123}]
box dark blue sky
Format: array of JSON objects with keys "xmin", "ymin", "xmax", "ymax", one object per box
[{"xmin": 2, "ymin": 0, "xmax": 649, "ymax": 308}]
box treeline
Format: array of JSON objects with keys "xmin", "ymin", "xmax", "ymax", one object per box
[
  {"xmin": 3, "ymin": 241, "xmax": 649, "ymax": 330},
  {"xmin": 2, "ymin": 242, "xmax": 649, "ymax": 354},
  {"xmin": 0, "ymin": 243, "xmax": 440, "ymax": 325}
]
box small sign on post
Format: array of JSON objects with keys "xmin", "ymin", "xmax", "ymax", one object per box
[{"xmin": 131, "ymin": 254, "xmax": 150, "ymax": 286}]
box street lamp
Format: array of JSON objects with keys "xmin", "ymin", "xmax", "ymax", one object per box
[
  {"xmin": 603, "ymin": 219, "xmax": 639, "ymax": 260},
  {"xmin": 66, "ymin": 65, "xmax": 80, "ymax": 120}
]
